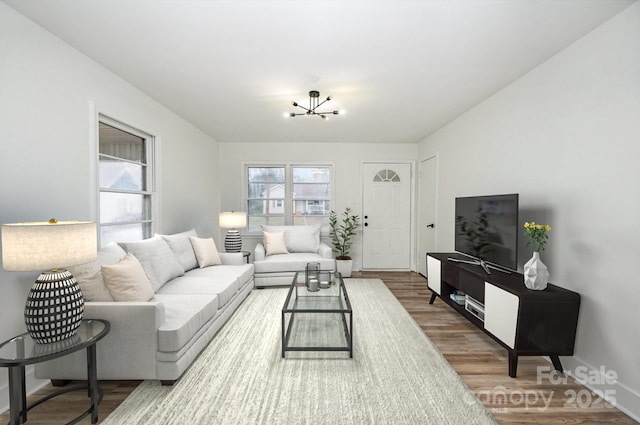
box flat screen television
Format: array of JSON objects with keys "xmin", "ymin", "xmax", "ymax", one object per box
[{"xmin": 454, "ymin": 194, "xmax": 519, "ymax": 273}]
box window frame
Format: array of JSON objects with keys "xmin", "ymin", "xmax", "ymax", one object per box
[
  {"xmin": 97, "ymin": 114, "xmax": 156, "ymax": 244},
  {"xmin": 244, "ymin": 162, "xmax": 334, "ymax": 234}
]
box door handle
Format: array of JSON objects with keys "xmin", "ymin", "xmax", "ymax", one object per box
[{"xmin": 426, "ymin": 223, "xmax": 435, "ymax": 228}]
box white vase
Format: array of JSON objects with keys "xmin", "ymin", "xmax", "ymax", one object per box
[
  {"xmin": 336, "ymin": 259, "xmax": 353, "ymax": 278},
  {"xmin": 524, "ymin": 252, "xmax": 549, "ymax": 290}
]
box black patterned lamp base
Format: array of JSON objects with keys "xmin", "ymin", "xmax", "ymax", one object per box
[
  {"xmin": 25, "ymin": 269, "xmax": 85, "ymax": 344},
  {"xmin": 224, "ymin": 229, "xmax": 242, "ymax": 253}
]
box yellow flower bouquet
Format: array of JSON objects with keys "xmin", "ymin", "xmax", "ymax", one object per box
[{"xmin": 524, "ymin": 222, "xmax": 551, "ymax": 252}]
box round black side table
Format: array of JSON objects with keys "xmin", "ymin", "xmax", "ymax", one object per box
[{"xmin": 0, "ymin": 319, "xmax": 110, "ymax": 425}]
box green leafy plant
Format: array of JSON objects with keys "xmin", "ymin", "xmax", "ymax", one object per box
[
  {"xmin": 329, "ymin": 207, "xmax": 361, "ymax": 259},
  {"xmin": 456, "ymin": 208, "xmax": 490, "ymax": 258},
  {"xmin": 524, "ymin": 221, "xmax": 552, "ymax": 252}
]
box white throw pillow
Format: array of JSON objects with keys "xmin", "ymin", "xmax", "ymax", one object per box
[
  {"xmin": 263, "ymin": 230, "xmax": 289, "ymax": 256},
  {"xmin": 119, "ymin": 236, "xmax": 185, "ymax": 292},
  {"xmin": 189, "ymin": 236, "xmax": 222, "ymax": 268},
  {"xmin": 101, "ymin": 253, "xmax": 154, "ymax": 302},
  {"xmin": 262, "ymin": 224, "xmax": 321, "ymax": 253},
  {"xmin": 158, "ymin": 229, "xmax": 198, "ymax": 271}
]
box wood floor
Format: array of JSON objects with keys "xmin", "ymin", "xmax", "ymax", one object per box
[{"xmin": 1, "ymin": 271, "xmax": 636, "ymax": 424}]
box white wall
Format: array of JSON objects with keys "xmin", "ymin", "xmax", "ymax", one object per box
[
  {"xmin": 418, "ymin": 2, "xmax": 640, "ymax": 419},
  {"xmin": 0, "ymin": 3, "xmax": 219, "ymax": 411},
  {"xmin": 219, "ymin": 142, "xmax": 417, "ymax": 270}
]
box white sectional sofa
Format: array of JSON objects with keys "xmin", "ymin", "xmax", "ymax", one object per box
[
  {"xmin": 35, "ymin": 229, "xmax": 253, "ymax": 385},
  {"xmin": 253, "ymin": 224, "xmax": 335, "ymax": 287}
]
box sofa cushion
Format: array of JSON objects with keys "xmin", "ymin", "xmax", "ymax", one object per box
[
  {"xmin": 67, "ymin": 242, "xmax": 126, "ymax": 302},
  {"xmin": 262, "ymin": 224, "xmax": 320, "ymax": 253},
  {"xmin": 158, "ymin": 275, "xmax": 239, "ymax": 308},
  {"xmin": 154, "ymin": 294, "xmax": 219, "ymax": 352},
  {"xmin": 119, "ymin": 236, "xmax": 185, "ymax": 292},
  {"xmin": 253, "ymin": 252, "xmax": 335, "ymax": 274},
  {"xmin": 189, "ymin": 236, "xmax": 222, "ymax": 267},
  {"xmin": 185, "ymin": 264, "xmax": 254, "ymax": 290},
  {"xmin": 101, "ymin": 253, "xmax": 155, "ymax": 302},
  {"xmin": 263, "ymin": 230, "xmax": 289, "ymax": 256},
  {"xmin": 159, "ymin": 229, "xmax": 198, "ymax": 271}
]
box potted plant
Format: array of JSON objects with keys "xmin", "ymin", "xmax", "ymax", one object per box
[
  {"xmin": 523, "ymin": 221, "xmax": 552, "ymax": 290},
  {"xmin": 329, "ymin": 207, "xmax": 361, "ymax": 277}
]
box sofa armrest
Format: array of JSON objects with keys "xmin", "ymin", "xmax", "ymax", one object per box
[
  {"xmin": 219, "ymin": 252, "xmax": 243, "ymax": 265},
  {"xmin": 319, "ymin": 242, "xmax": 333, "ymax": 259},
  {"xmin": 255, "ymin": 243, "xmax": 266, "ymax": 261},
  {"xmin": 36, "ymin": 300, "xmax": 165, "ymax": 380}
]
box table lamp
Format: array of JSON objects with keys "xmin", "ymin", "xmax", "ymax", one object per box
[
  {"xmin": 219, "ymin": 211, "xmax": 247, "ymax": 253},
  {"xmin": 1, "ymin": 219, "xmax": 97, "ymax": 344}
]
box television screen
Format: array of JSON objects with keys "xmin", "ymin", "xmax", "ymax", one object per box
[{"xmin": 454, "ymin": 194, "xmax": 519, "ymax": 271}]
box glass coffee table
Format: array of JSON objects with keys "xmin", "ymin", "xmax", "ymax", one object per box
[{"xmin": 281, "ymin": 272, "xmax": 353, "ymax": 358}]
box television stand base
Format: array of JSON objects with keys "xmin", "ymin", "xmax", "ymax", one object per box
[{"xmin": 447, "ymin": 257, "xmax": 512, "ymax": 275}]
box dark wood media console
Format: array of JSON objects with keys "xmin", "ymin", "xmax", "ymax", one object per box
[{"xmin": 426, "ymin": 252, "xmax": 581, "ymax": 378}]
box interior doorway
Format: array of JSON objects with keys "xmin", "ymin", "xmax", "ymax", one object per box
[{"xmin": 417, "ymin": 156, "xmax": 437, "ymax": 277}]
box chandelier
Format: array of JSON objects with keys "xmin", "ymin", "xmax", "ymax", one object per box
[{"xmin": 287, "ymin": 90, "xmax": 343, "ymax": 119}]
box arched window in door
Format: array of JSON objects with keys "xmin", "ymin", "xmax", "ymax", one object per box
[{"xmin": 373, "ymin": 169, "xmax": 400, "ymax": 182}]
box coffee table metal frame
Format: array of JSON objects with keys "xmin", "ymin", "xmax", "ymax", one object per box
[{"xmin": 281, "ymin": 272, "xmax": 353, "ymax": 358}]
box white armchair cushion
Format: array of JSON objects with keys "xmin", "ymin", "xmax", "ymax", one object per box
[
  {"xmin": 263, "ymin": 231, "xmax": 289, "ymax": 256},
  {"xmin": 262, "ymin": 224, "xmax": 321, "ymax": 253}
]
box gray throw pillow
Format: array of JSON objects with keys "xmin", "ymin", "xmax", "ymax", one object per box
[
  {"xmin": 119, "ymin": 236, "xmax": 185, "ymax": 292},
  {"xmin": 158, "ymin": 229, "xmax": 198, "ymax": 271}
]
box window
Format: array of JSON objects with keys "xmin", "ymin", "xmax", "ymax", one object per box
[
  {"xmin": 246, "ymin": 164, "xmax": 332, "ymax": 232},
  {"xmin": 98, "ymin": 117, "xmax": 154, "ymax": 243}
]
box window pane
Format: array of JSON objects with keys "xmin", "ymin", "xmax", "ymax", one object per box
[
  {"xmin": 100, "ymin": 192, "xmax": 150, "ymax": 223},
  {"xmin": 293, "ymin": 200, "xmax": 330, "ymax": 216},
  {"xmin": 293, "ymin": 167, "xmax": 330, "ymax": 183},
  {"xmin": 248, "ymin": 167, "xmax": 284, "ymax": 183},
  {"xmin": 247, "ymin": 216, "xmax": 284, "ymax": 232},
  {"xmin": 246, "ymin": 165, "xmax": 331, "ymax": 230},
  {"xmin": 292, "ymin": 215, "xmax": 328, "ymax": 226},
  {"xmin": 99, "ymin": 157, "xmax": 145, "ymax": 191},
  {"xmin": 292, "ymin": 183, "xmax": 330, "ymax": 199},
  {"xmin": 100, "ymin": 223, "xmax": 150, "ymax": 244},
  {"xmin": 248, "ymin": 183, "xmax": 283, "ymax": 199},
  {"xmin": 99, "ymin": 123, "xmax": 145, "ymax": 162},
  {"xmin": 248, "ymin": 200, "xmax": 285, "ymax": 216}
]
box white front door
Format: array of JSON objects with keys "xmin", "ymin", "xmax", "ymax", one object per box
[
  {"xmin": 418, "ymin": 156, "xmax": 437, "ymax": 276},
  {"xmin": 362, "ymin": 162, "xmax": 412, "ymax": 269}
]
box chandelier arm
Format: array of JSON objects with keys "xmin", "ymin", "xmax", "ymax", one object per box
[
  {"xmin": 294, "ymin": 104, "xmax": 312, "ymax": 113},
  {"xmin": 314, "ymin": 98, "xmax": 331, "ymax": 111}
]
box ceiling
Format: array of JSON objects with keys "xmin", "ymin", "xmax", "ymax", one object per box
[{"xmin": 4, "ymin": 0, "xmax": 635, "ymax": 144}]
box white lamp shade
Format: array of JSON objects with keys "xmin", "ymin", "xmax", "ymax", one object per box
[
  {"xmin": 219, "ymin": 211, "xmax": 247, "ymax": 229},
  {"xmin": 1, "ymin": 220, "xmax": 97, "ymax": 271}
]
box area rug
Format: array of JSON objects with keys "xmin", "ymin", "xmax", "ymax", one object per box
[{"xmin": 101, "ymin": 279, "xmax": 496, "ymax": 425}]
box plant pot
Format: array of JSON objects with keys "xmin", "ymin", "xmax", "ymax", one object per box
[
  {"xmin": 336, "ymin": 259, "xmax": 353, "ymax": 278},
  {"xmin": 524, "ymin": 252, "xmax": 549, "ymax": 290}
]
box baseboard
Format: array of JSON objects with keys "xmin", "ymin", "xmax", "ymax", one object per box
[
  {"xmin": 0, "ymin": 365, "xmax": 49, "ymax": 416},
  {"xmin": 551, "ymin": 356, "xmax": 640, "ymax": 422}
]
